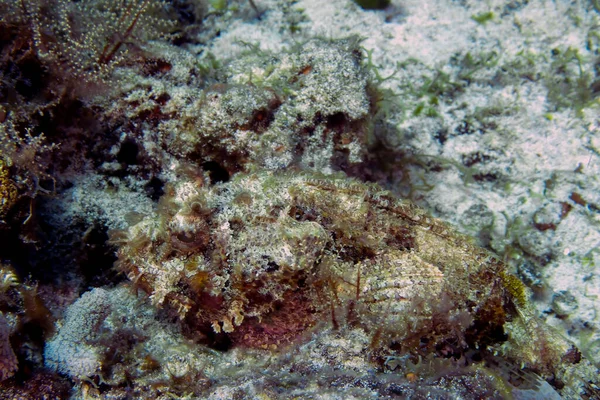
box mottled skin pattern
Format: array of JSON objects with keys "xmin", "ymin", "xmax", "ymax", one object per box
[{"xmin": 114, "ymin": 171, "xmax": 599, "ymax": 397}]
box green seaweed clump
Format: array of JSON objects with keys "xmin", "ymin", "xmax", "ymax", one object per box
[
  {"xmin": 546, "ymin": 46, "xmax": 599, "ymax": 115},
  {"xmin": 471, "ymin": 11, "xmax": 495, "ymax": 25}
]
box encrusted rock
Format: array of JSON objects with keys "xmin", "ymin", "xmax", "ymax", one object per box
[{"xmin": 122, "ymin": 37, "xmax": 372, "ymax": 176}]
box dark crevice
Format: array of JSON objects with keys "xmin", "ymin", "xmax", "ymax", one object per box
[
  {"xmin": 202, "ymin": 161, "xmax": 230, "ymax": 184},
  {"xmin": 117, "ymin": 139, "xmax": 139, "ymax": 165}
]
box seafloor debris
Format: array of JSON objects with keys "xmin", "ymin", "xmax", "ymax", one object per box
[{"xmin": 111, "ymin": 170, "xmax": 599, "ymax": 398}]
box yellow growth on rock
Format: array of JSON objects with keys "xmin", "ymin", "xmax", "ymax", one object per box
[{"xmin": 0, "ymin": 159, "xmax": 17, "ymax": 219}]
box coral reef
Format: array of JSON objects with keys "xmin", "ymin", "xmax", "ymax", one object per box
[{"xmin": 0, "ymin": 0, "xmax": 599, "ymax": 398}]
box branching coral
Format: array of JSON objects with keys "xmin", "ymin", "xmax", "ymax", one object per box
[
  {"xmin": 15, "ymin": 0, "xmax": 176, "ymax": 83},
  {"xmin": 0, "ymin": 122, "xmax": 57, "ymax": 199}
]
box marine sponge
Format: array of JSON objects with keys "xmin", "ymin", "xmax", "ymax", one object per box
[
  {"xmin": 44, "ymin": 288, "xmax": 111, "ymax": 378},
  {"xmin": 44, "ymin": 286, "xmax": 210, "ymax": 396}
]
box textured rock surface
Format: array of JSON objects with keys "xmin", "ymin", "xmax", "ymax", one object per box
[{"xmin": 106, "ymin": 37, "xmax": 372, "ymax": 177}]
